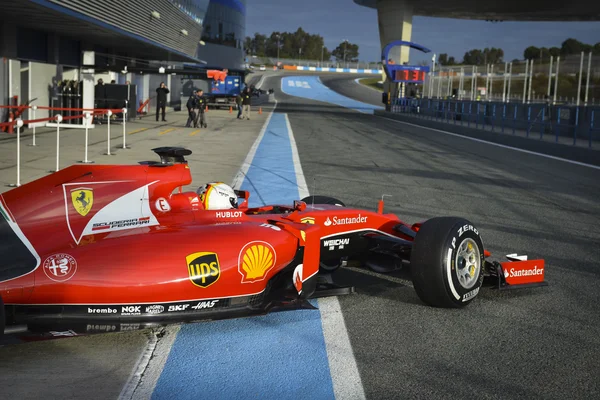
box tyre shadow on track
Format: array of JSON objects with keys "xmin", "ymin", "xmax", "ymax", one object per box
[{"xmin": 330, "ymin": 266, "xmax": 425, "ymax": 306}]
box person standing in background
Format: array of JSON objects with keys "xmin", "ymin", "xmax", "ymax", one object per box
[
  {"xmin": 185, "ymin": 89, "xmax": 198, "ymax": 128},
  {"xmin": 241, "ymin": 87, "xmax": 251, "ymax": 120},
  {"xmin": 156, "ymin": 82, "xmax": 169, "ymax": 122},
  {"xmin": 235, "ymin": 92, "xmax": 243, "ymax": 119},
  {"xmin": 194, "ymin": 89, "xmax": 208, "ymax": 129}
]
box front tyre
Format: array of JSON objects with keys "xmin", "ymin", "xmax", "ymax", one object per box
[{"xmin": 410, "ymin": 217, "xmax": 485, "ymax": 308}]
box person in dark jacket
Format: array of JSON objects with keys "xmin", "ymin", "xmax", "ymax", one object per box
[
  {"xmin": 156, "ymin": 82, "xmax": 169, "ymax": 122},
  {"xmin": 241, "ymin": 87, "xmax": 251, "ymax": 120},
  {"xmin": 194, "ymin": 89, "xmax": 207, "ymax": 128},
  {"xmin": 185, "ymin": 90, "xmax": 198, "ymax": 128},
  {"xmin": 235, "ymin": 93, "xmax": 243, "ymax": 119}
]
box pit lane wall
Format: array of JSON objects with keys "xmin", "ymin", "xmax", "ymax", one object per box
[
  {"xmin": 375, "ymin": 109, "xmax": 600, "ymax": 167},
  {"xmin": 284, "ymin": 66, "xmax": 382, "ymax": 74}
]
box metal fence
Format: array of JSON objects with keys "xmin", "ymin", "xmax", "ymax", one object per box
[
  {"xmin": 389, "ymin": 97, "xmax": 600, "ymax": 148},
  {"xmin": 247, "ymin": 56, "xmax": 382, "ymax": 70},
  {"xmin": 422, "ymin": 52, "xmax": 599, "ymax": 106}
]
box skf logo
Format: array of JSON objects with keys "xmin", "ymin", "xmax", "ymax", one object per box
[
  {"xmin": 300, "ymin": 217, "xmax": 315, "ymax": 224},
  {"xmin": 186, "ymin": 252, "xmax": 221, "ymax": 288},
  {"xmin": 71, "ymin": 188, "xmax": 93, "ymax": 216},
  {"xmin": 238, "ymin": 241, "xmax": 276, "ymax": 283}
]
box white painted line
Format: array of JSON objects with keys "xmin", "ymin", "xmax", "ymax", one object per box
[
  {"xmin": 285, "ymin": 112, "xmax": 366, "ymax": 400},
  {"xmin": 319, "ymin": 298, "xmax": 367, "ymax": 400},
  {"xmin": 120, "ymin": 326, "xmax": 182, "ymax": 400},
  {"xmin": 378, "ymin": 116, "xmax": 600, "ymax": 171},
  {"xmin": 231, "ymin": 99, "xmax": 279, "ymax": 189},
  {"xmin": 256, "ymin": 73, "xmax": 267, "ymax": 89},
  {"xmin": 285, "ymin": 114, "xmax": 309, "ymax": 198},
  {"xmin": 354, "ymin": 78, "xmax": 382, "ymax": 93}
]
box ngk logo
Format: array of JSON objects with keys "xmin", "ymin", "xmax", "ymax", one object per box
[{"xmin": 121, "ymin": 306, "xmax": 141, "ymax": 315}]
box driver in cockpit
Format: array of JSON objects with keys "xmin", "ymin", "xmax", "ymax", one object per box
[{"xmin": 197, "ymin": 182, "xmax": 239, "ymax": 210}]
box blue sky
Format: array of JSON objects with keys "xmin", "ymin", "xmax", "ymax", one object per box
[{"xmin": 245, "ymin": 0, "xmax": 600, "ymax": 64}]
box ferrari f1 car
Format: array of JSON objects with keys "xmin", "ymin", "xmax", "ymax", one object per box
[{"xmin": 0, "ymin": 147, "xmax": 546, "ymax": 340}]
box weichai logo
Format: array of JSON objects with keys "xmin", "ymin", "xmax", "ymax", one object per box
[{"xmin": 186, "ymin": 252, "xmax": 221, "ymax": 288}]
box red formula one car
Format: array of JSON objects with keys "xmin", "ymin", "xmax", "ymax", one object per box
[{"xmin": 0, "ymin": 148, "xmax": 547, "ymax": 341}]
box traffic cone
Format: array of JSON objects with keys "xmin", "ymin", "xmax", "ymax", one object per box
[
  {"xmin": 229, "ymin": 106, "xmax": 232, "ymax": 113},
  {"xmin": 259, "ymin": 107, "xmax": 262, "ymax": 115},
  {"xmin": 205, "ymin": 105, "xmax": 208, "ymax": 112}
]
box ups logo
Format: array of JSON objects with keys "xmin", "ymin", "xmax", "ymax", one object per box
[{"xmin": 186, "ymin": 252, "xmax": 220, "ymax": 288}]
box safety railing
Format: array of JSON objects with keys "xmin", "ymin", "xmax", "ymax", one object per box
[
  {"xmin": 0, "ymin": 103, "xmax": 131, "ymax": 187},
  {"xmin": 388, "ymin": 98, "xmax": 600, "ymax": 148}
]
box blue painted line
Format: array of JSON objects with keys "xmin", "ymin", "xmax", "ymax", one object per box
[
  {"xmin": 281, "ymin": 76, "xmax": 384, "ymax": 114},
  {"xmin": 152, "ymin": 112, "xmax": 336, "ymax": 400},
  {"xmin": 239, "ymin": 113, "xmax": 299, "ymax": 206}
]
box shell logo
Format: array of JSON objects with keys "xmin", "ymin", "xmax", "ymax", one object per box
[
  {"xmin": 300, "ymin": 217, "xmax": 315, "ymax": 224},
  {"xmin": 238, "ymin": 241, "xmax": 277, "ymax": 283}
]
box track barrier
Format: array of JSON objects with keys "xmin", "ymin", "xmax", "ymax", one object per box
[
  {"xmin": 122, "ymin": 107, "xmax": 130, "ymax": 149},
  {"xmin": 8, "ymin": 118, "xmax": 24, "ymax": 187},
  {"xmin": 29, "ymin": 106, "xmax": 38, "ymax": 147},
  {"xmin": 105, "ymin": 110, "xmax": 113, "ymax": 156},
  {"xmin": 80, "ymin": 112, "xmax": 93, "ymax": 164},
  {"xmin": 0, "ymin": 103, "xmax": 126, "ymax": 187}
]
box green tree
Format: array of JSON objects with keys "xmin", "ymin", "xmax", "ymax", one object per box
[
  {"xmin": 438, "ymin": 53, "xmax": 448, "ymax": 65},
  {"xmin": 594, "ymin": 43, "xmax": 600, "ymax": 53},
  {"xmin": 549, "ymin": 47, "xmax": 560, "ymax": 57},
  {"xmin": 331, "ymin": 41, "xmax": 359, "ymax": 63},
  {"xmin": 463, "ymin": 49, "xmax": 483, "ymax": 65},
  {"xmin": 561, "ymin": 38, "xmax": 585, "ymax": 55},
  {"xmin": 524, "ymin": 46, "xmax": 539, "ymax": 59}
]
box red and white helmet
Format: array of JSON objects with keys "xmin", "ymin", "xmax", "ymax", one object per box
[{"xmin": 197, "ymin": 182, "xmax": 238, "ymax": 210}]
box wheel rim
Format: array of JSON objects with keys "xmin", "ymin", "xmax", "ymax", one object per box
[{"xmin": 455, "ymin": 238, "xmax": 481, "ymax": 290}]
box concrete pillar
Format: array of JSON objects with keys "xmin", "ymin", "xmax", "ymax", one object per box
[
  {"xmin": 376, "ymin": 0, "xmax": 414, "ymax": 103},
  {"xmin": 377, "ymin": 0, "xmax": 413, "ymax": 64},
  {"xmin": 81, "ymin": 51, "xmax": 95, "ymax": 110}
]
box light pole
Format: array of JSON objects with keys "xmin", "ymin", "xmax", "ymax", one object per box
[
  {"xmin": 276, "ymin": 34, "xmax": 280, "ymax": 67},
  {"xmin": 321, "ymin": 45, "xmax": 324, "ymax": 68},
  {"xmin": 298, "ymin": 48, "xmax": 302, "ymax": 66},
  {"xmin": 343, "ymin": 39, "xmax": 348, "ymax": 69}
]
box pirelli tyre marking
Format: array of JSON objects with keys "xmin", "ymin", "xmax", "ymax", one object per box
[{"xmin": 447, "ymin": 224, "xmax": 484, "ymax": 302}]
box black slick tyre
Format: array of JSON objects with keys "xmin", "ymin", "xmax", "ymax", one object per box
[
  {"xmin": 300, "ymin": 195, "xmax": 345, "ymax": 207},
  {"xmin": 410, "ymin": 217, "xmax": 485, "ymax": 308},
  {"xmin": 0, "ymin": 296, "xmax": 5, "ymax": 337}
]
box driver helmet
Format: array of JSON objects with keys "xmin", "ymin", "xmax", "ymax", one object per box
[{"xmin": 197, "ymin": 182, "xmax": 238, "ymax": 210}]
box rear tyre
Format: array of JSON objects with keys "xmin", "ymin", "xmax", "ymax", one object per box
[
  {"xmin": 300, "ymin": 195, "xmax": 346, "ymax": 272},
  {"xmin": 410, "ymin": 217, "xmax": 485, "ymax": 308},
  {"xmin": 0, "ymin": 296, "xmax": 5, "ymax": 337},
  {"xmin": 300, "ymin": 195, "xmax": 345, "ymax": 207}
]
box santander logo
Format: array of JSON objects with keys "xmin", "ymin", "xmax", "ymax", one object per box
[{"xmin": 506, "ymin": 266, "xmax": 544, "ymax": 277}]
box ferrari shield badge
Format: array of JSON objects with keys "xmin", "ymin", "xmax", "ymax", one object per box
[{"xmin": 71, "ymin": 188, "xmax": 93, "ymax": 216}]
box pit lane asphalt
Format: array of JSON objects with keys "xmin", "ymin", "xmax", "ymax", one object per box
[{"xmin": 263, "ymin": 73, "xmax": 600, "ymax": 399}]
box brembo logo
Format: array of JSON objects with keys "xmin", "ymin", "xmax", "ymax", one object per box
[{"xmin": 88, "ymin": 307, "xmax": 117, "ymax": 314}]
